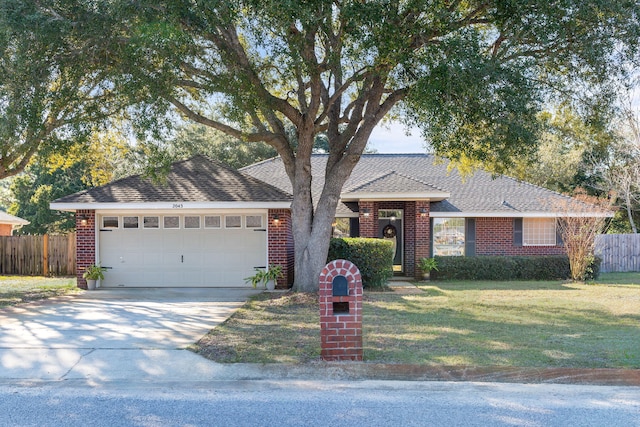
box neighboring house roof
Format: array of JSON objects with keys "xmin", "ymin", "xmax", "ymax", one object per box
[
  {"xmin": 51, "ymin": 155, "xmax": 292, "ymax": 210},
  {"xmin": 241, "ymin": 154, "xmax": 607, "ymax": 217},
  {"xmin": 0, "ymin": 211, "xmax": 29, "ymax": 226}
]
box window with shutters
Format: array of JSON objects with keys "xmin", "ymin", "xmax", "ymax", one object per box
[
  {"xmin": 433, "ymin": 218, "xmax": 465, "ymax": 256},
  {"xmin": 523, "ymin": 218, "xmax": 556, "ymax": 246}
]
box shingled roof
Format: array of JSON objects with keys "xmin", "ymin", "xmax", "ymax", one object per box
[
  {"xmin": 53, "ymin": 155, "xmax": 292, "ymax": 205},
  {"xmin": 241, "ymin": 154, "xmax": 601, "ymax": 216}
]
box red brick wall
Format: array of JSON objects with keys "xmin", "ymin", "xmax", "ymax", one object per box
[
  {"xmin": 0, "ymin": 224, "xmax": 13, "ymax": 236},
  {"xmin": 475, "ymin": 217, "xmax": 565, "ymax": 256},
  {"xmin": 414, "ymin": 201, "xmax": 431, "ymax": 278},
  {"xmin": 268, "ymin": 209, "xmax": 293, "ymax": 288},
  {"xmin": 358, "ymin": 201, "xmax": 377, "ymax": 238},
  {"xmin": 319, "ymin": 259, "xmax": 363, "ymax": 361},
  {"xmin": 75, "ymin": 210, "xmax": 96, "ymax": 289}
]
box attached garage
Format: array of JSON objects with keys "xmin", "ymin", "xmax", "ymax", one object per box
[
  {"xmin": 97, "ymin": 212, "xmax": 267, "ymax": 287},
  {"xmin": 50, "ymin": 156, "xmax": 292, "ymax": 289}
]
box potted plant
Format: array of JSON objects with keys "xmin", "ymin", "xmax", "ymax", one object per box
[
  {"xmin": 264, "ymin": 264, "xmax": 283, "ymax": 291},
  {"xmin": 82, "ymin": 264, "xmax": 106, "ymax": 290},
  {"xmin": 418, "ymin": 257, "xmax": 438, "ymax": 281},
  {"xmin": 245, "ymin": 269, "xmax": 268, "ymax": 289}
]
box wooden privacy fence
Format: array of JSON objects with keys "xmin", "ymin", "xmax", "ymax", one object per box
[
  {"xmin": 595, "ymin": 233, "xmax": 640, "ymax": 273},
  {"xmin": 0, "ymin": 234, "xmax": 76, "ymax": 276}
]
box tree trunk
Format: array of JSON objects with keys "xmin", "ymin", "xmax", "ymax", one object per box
[
  {"xmin": 288, "ymin": 146, "xmax": 365, "ymax": 292},
  {"xmin": 625, "ymin": 192, "xmax": 637, "ymax": 233}
]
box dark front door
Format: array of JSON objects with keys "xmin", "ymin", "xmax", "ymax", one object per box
[{"xmin": 378, "ymin": 209, "xmax": 403, "ymax": 273}]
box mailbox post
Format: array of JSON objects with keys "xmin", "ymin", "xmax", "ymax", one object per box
[{"xmin": 319, "ymin": 259, "xmax": 363, "ymax": 361}]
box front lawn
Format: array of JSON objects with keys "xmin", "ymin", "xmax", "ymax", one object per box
[
  {"xmin": 192, "ymin": 273, "xmax": 640, "ymax": 368},
  {"xmin": 0, "ymin": 276, "xmax": 80, "ymax": 308}
]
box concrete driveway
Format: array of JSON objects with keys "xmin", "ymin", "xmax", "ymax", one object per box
[{"xmin": 0, "ymin": 288, "xmax": 260, "ymax": 384}]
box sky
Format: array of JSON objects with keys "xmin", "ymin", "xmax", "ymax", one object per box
[{"xmin": 368, "ymin": 121, "xmax": 427, "ymax": 153}]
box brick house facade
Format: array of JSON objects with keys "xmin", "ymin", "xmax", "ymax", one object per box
[{"xmin": 54, "ymin": 154, "xmax": 606, "ymax": 289}]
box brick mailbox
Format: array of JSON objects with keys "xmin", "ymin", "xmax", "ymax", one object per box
[{"xmin": 319, "ymin": 259, "xmax": 363, "ymax": 361}]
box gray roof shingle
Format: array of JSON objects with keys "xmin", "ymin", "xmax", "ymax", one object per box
[
  {"xmin": 241, "ymin": 154, "xmax": 598, "ymax": 215},
  {"xmin": 54, "ymin": 155, "xmax": 292, "ymax": 204}
]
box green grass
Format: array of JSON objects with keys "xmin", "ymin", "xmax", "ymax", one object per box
[
  {"xmin": 192, "ymin": 273, "xmax": 640, "ymax": 368},
  {"xmin": 0, "ymin": 275, "xmax": 80, "ymax": 308}
]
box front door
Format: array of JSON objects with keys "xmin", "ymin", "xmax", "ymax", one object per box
[{"xmin": 378, "ymin": 209, "xmax": 403, "ymax": 273}]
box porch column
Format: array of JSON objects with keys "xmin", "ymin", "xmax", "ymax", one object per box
[
  {"xmin": 76, "ymin": 210, "xmax": 96, "ymax": 289},
  {"xmin": 268, "ymin": 209, "xmax": 293, "ymax": 288},
  {"xmin": 414, "ymin": 201, "xmax": 431, "ymax": 279},
  {"xmin": 358, "ymin": 201, "xmax": 377, "ymax": 238}
]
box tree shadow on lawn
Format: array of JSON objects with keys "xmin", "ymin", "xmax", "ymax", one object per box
[{"xmin": 363, "ymin": 292, "xmax": 640, "ymax": 369}]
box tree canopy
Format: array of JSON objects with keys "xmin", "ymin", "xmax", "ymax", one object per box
[{"xmin": 3, "ymin": 0, "xmax": 639, "ymax": 290}]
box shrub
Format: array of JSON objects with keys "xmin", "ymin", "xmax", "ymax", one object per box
[
  {"xmin": 431, "ymin": 255, "xmax": 601, "ymax": 281},
  {"xmin": 327, "ymin": 238, "xmax": 394, "ymax": 289}
]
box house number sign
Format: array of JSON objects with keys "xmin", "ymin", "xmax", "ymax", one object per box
[{"xmin": 172, "ymin": 203, "xmax": 184, "ymax": 208}]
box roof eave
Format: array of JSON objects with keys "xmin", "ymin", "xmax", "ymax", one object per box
[
  {"xmin": 429, "ymin": 211, "xmax": 614, "ymax": 218},
  {"xmin": 50, "ymin": 201, "xmax": 292, "ymax": 212},
  {"xmin": 340, "ymin": 192, "xmax": 450, "ymax": 202}
]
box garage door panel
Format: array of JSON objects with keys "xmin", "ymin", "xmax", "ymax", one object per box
[{"xmin": 98, "ymin": 214, "xmax": 267, "ymax": 287}]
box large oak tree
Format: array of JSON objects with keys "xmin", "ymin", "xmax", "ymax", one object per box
[{"xmin": 4, "ymin": 0, "xmax": 639, "ymax": 291}]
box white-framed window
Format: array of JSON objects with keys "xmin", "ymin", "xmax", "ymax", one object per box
[
  {"xmin": 143, "ymin": 216, "xmax": 159, "ymax": 229},
  {"xmin": 332, "ymin": 218, "xmax": 351, "ymax": 238},
  {"xmin": 204, "ymin": 215, "xmax": 221, "ymax": 229},
  {"xmin": 163, "ymin": 216, "xmax": 180, "ymax": 229},
  {"xmin": 433, "ymin": 218, "xmax": 465, "ymax": 256},
  {"xmin": 185, "ymin": 215, "xmax": 201, "ymax": 229},
  {"xmin": 102, "ymin": 216, "xmax": 119, "ymax": 229},
  {"xmin": 123, "ymin": 216, "xmax": 139, "ymax": 229},
  {"xmin": 523, "ymin": 218, "xmax": 556, "ymax": 246},
  {"xmin": 245, "ymin": 215, "xmax": 263, "ymax": 229},
  {"xmin": 225, "ymin": 215, "xmax": 242, "ymax": 229}
]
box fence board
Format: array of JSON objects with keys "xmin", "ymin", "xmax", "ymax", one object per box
[
  {"xmin": 595, "ymin": 234, "xmax": 640, "ymax": 273},
  {"xmin": 0, "ymin": 234, "xmax": 76, "ymax": 276}
]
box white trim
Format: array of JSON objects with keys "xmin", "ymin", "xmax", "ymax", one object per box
[
  {"xmin": 429, "ymin": 211, "xmax": 613, "ymax": 218},
  {"xmin": 335, "ymin": 212, "xmax": 360, "ymax": 218},
  {"xmin": 341, "ymin": 192, "xmax": 449, "ymax": 202},
  {"xmin": 50, "ymin": 201, "xmax": 291, "ymax": 212}
]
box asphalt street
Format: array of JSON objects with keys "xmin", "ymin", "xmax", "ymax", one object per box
[{"xmin": 1, "ymin": 379, "xmax": 639, "ymax": 426}]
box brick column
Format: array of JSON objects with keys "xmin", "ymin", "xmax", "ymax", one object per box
[
  {"xmin": 414, "ymin": 201, "xmax": 431, "ymax": 279},
  {"xmin": 76, "ymin": 210, "xmax": 96, "ymax": 289},
  {"xmin": 268, "ymin": 209, "xmax": 293, "ymax": 288},
  {"xmin": 319, "ymin": 259, "xmax": 363, "ymax": 361},
  {"xmin": 358, "ymin": 201, "xmax": 377, "ymax": 238}
]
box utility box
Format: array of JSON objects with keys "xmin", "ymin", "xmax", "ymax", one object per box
[{"xmin": 319, "ymin": 259, "xmax": 363, "ymax": 361}]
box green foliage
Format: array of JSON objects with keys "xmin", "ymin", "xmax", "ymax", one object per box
[
  {"xmin": 244, "ymin": 264, "xmax": 283, "ymax": 288},
  {"xmin": 433, "ymin": 256, "xmax": 601, "ymax": 281},
  {"xmin": 418, "ymin": 257, "xmax": 438, "ymax": 273},
  {"xmin": 82, "ymin": 264, "xmax": 106, "ymax": 281},
  {"xmin": 155, "ymin": 124, "xmax": 278, "ymax": 170},
  {"xmin": 9, "ymin": 162, "xmax": 89, "ymax": 234},
  {"xmin": 327, "ymin": 238, "xmax": 394, "ymax": 289}
]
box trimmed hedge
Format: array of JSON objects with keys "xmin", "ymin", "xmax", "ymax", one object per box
[
  {"xmin": 432, "ymin": 255, "xmax": 601, "ymax": 281},
  {"xmin": 327, "ymin": 238, "xmax": 394, "ymax": 289}
]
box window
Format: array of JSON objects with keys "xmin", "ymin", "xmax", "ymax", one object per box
[
  {"xmin": 433, "ymin": 218, "xmax": 465, "ymax": 256},
  {"xmin": 185, "ymin": 215, "xmax": 201, "ymax": 229},
  {"xmin": 332, "ymin": 218, "xmax": 351, "ymax": 238},
  {"xmin": 143, "ymin": 216, "xmax": 159, "ymax": 229},
  {"xmin": 102, "ymin": 216, "xmax": 119, "ymax": 228},
  {"xmin": 245, "ymin": 215, "xmax": 263, "ymax": 229},
  {"xmin": 523, "ymin": 218, "xmax": 556, "ymax": 246},
  {"xmin": 204, "ymin": 215, "xmax": 221, "ymax": 229},
  {"xmin": 225, "ymin": 215, "xmax": 242, "ymax": 228},
  {"xmin": 378, "ymin": 209, "xmax": 403, "ymax": 220},
  {"xmin": 123, "ymin": 216, "xmax": 139, "ymax": 229},
  {"xmin": 163, "ymin": 216, "xmax": 180, "ymax": 229}
]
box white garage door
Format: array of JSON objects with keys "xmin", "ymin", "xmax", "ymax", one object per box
[{"xmin": 97, "ymin": 213, "xmax": 267, "ymax": 287}]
